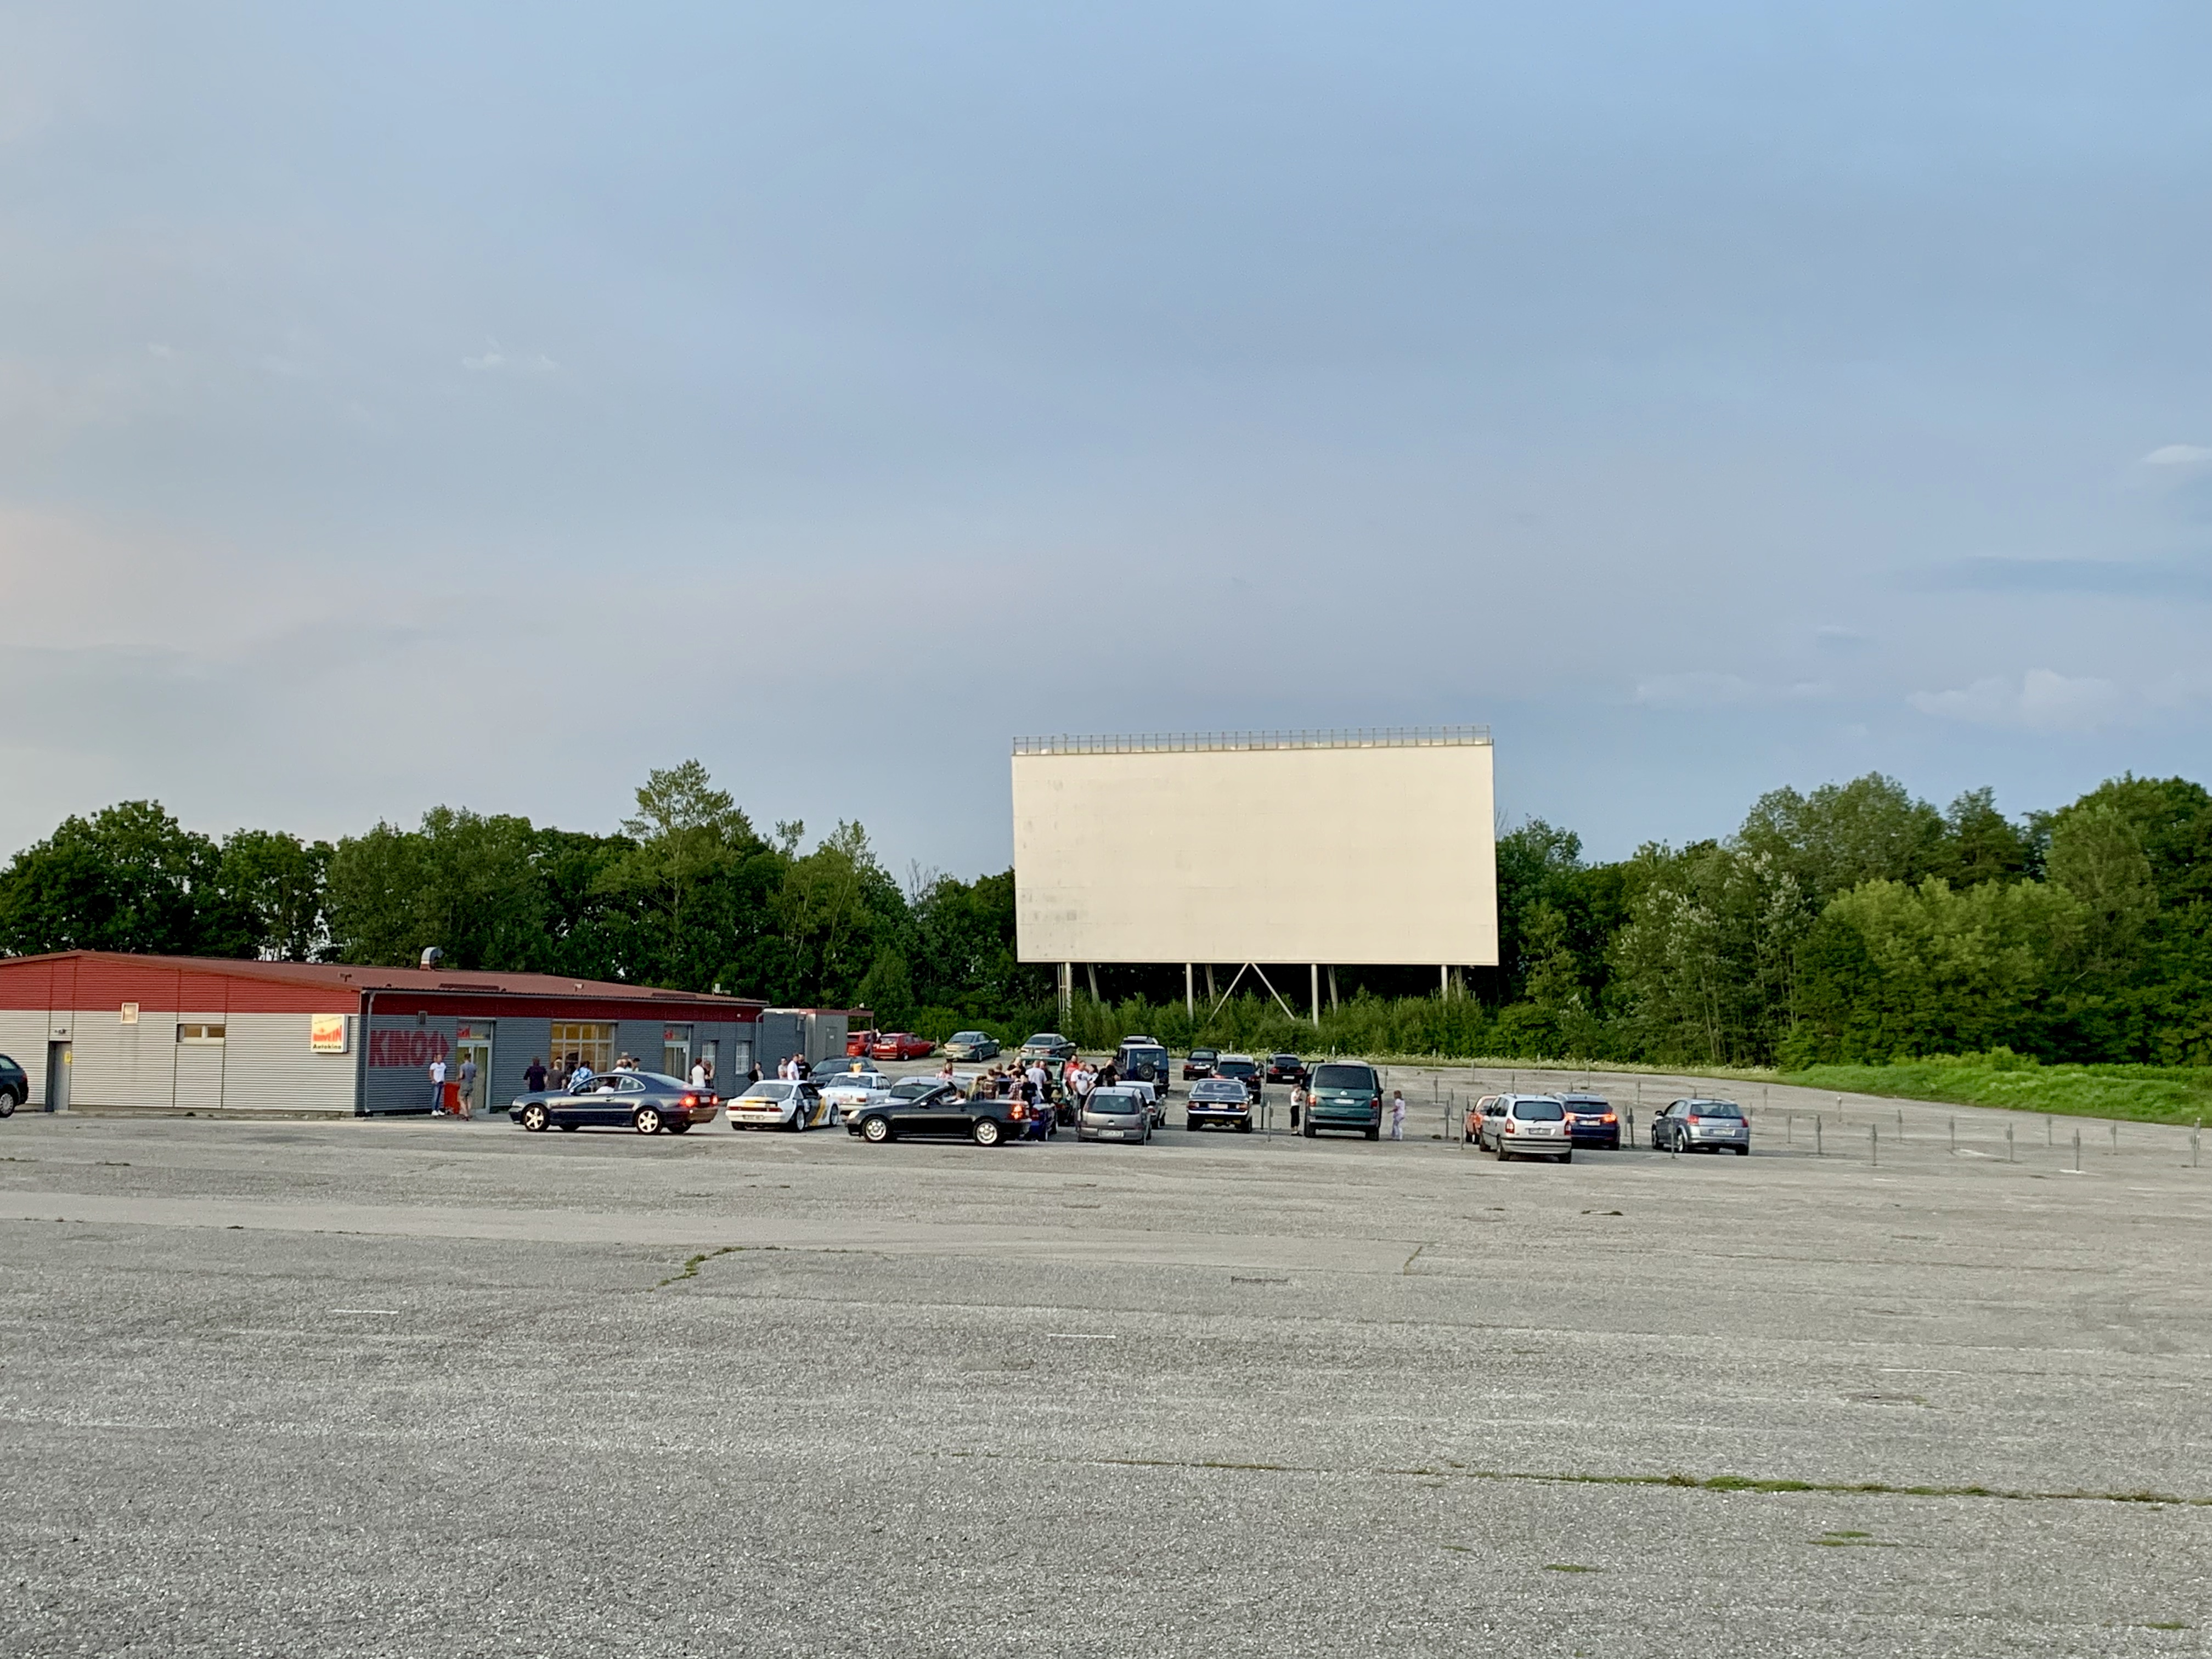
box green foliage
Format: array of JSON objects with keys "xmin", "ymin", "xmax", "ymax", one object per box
[
  {"xmin": 0, "ymin": 802, "xmax": 230, "ymax": 957},
  {"xmin": 1783, "ymin": 1053, "xmax": 2212, "ymax": 1126}
]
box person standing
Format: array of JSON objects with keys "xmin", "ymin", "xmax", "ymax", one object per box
[
  {"xmin": 1389, "ymin": 1088, "xmax": 1407, "ymax": 1141},
  {"xmin": 1289, "ymin": 1084, "xmax": 1303, "ymax": 1131},
  {"xmin": 457, "ymin": 1054, "xmax": 478, "ymax": 1118},
  {"xmin": 428, "ymin": 1053, "xmax": 447, "ymax": 1116},
  {"xmin": 524, "ymin": 1056, "xmax": 548, "ymax": 1093},
  {"xmin": 689, "ymin": 1057, "xmax": 708, "ymax": 1088},
  {"xmin": 747, "ymin": 1058, "xmax": 763, "ymax": 1085}
]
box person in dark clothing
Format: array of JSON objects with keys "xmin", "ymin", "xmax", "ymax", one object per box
[{"xmin": 524, "ymin": 1057, "xmax": 547, "ymax": 1093}]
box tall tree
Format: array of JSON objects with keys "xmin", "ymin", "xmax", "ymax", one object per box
[{"xmin": 0, "ymin": 801, "xmax": 227, "ymax": 957}]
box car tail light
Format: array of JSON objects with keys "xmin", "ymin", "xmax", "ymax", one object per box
[
  {"xmin": 680, "ymin": 1094, "xmax": 697, "ymax": 1107},
  {"xmin": 1503, "ymin": 1119, "xmax": 1517, "ymax": 1134},
  {"xmin": 1687, "ymin": 1114, "xmax": 1701, "ymax": 1124},
  {"xmin": 1600, "ymin": 1113, "xmax": 1616, "ymax": 1124}
]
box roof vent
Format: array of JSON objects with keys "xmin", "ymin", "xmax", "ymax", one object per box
[{"xmin": 419, "ymin": 947, "xmax": 444, "ymax": 970}]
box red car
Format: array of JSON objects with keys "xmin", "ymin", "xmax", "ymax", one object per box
[
  {"xmin": 846, "ymin": 1030, "xmax": 877, "ymax": 1057},
  {"xmin": 870, "ymin": 1032, "xmax": 935, "ymax": 1062}
]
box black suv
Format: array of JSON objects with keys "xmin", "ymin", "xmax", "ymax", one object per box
[
  {"xmin": 0, "ymin": 1053, "xmax": 25, "ymax": 1115},
  {"xmin": 1264, "ymin": 1053, "xmax": 1309, "ymax": 1087},
  {"xmin": 847, "ymin": 1082, "xmax": 1029, "ymax": 1146},
  {"xmin": 1115, "ymin": 1037, "xmax": 1172, "ymax": 1095}
]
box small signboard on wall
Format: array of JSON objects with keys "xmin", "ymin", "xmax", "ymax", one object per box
[
  {"xmin": 311, "ymin": 1014, "xmax": 351, "ymax": 1053},
  {"xmin": 121, "ymin": 1003, "xmax": 139, "ymax": 1025}
]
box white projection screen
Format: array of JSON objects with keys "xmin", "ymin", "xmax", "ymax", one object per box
[{"xmin": 1012, "ymin": 730, "xmax": 1498, "ymax": 966}]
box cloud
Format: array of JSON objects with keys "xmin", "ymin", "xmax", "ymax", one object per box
[
  {"xmin": 461, "ymin": 338, "xmax": 556, "ymax": 373},
  {"xmin": 2139, "ymin": 444, "xmax": 2212, "ymax": 470},
  {"xmin": 1908, "ymin": 668, "xmax": 2124, "ymax": 733},
  {"xmin": 1633, "ymin": 671, "xmax": 1756, "ymax": 709}
]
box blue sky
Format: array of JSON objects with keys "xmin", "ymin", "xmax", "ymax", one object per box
[{"xmin": 3, "ymin": 1, "xmax": 2207, "ymax": 874}]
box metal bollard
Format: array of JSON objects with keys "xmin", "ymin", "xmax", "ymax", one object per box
[
  {"xmin": 2073, "ymin": 1128, "xmax": 2082, "ymax": 1172},
  {"xmin": 1870, "ymin": 1124, "xmax": 1878, "ymax": 1166},
  {"xmin": 1788, "ymin": 1114, "xmax": 1794, "ymax": 1144},
  {"xmin": 2046, "ymin": 1116, "xmax": 2053, "ymax": 1148},
  {"xmin": 2193, "ymin": 1118, "xmax": 2200, "ymax": 1169},
  {"xmin": 1948, "ymin": 1116, "xmax": 1955, "ymax": 1154},
  {"xmin": 2005, "ymin": 1123, "xmax": 2014, "ymax": 1163},
  {"xmin": 1815, "ymin": 1118, "xmax": 1823, "ymax": 1158},
  {"xmin": 2109, "ymin": 1122, "xmax": 2118, "ymax": 1154},
  {"xmin": 1897, "ymin": 1107, "xmax": 1904, "ymax": 1142}
]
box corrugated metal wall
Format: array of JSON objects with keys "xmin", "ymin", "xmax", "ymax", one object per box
[
  {"xmin": 0, "ymin": 1011, "xmax": 46, "ymax": 1102},
  {"xmin": 363, "ymin": 1014, "xmax": 458, "ymax": 1115}
]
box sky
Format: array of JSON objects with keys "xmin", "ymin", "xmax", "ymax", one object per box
[{"xmin": 2, "ymin": 1, "xmax": 2207, "ymax": 878}]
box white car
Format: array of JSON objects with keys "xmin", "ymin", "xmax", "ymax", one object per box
[
  {"xmin": 814, "ymin": 1065, "xmax": 889, "ymax": 1118},
  {"xmin": 727, "ymin": 1079, "xmax": 830, "ymax": 1131},
  {"xmin": 1116, "ymin": 1077, "xmax": 1164, "ymax": 1129}
]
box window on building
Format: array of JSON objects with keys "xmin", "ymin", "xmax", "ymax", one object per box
[
  {"xmin": 549, "ymin": 1022, "xmax": 614, "ymax": 1073},
  {"xmin": 177, "ymin": 1024, "xmax": 227, "ymax": 1045}
]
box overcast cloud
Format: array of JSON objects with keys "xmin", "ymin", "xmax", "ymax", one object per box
[{"xmin": 2, "ymin": 1, "xmax": 2207, "ymax": 872}]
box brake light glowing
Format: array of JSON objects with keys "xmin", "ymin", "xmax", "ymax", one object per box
[
  {"xmin": 1600, "ymin": 1113, "xmax": 1616, "ymax": 1124},
  {"xmin": 1687, "ymin": 1115, "xmax": 1701, "ymax": 1124},
  {"xmin": 680, "ymin": 1094, "xmax": 697, "ymax": 1107},
  {"xmin": 1504, "ymin": 1119, "xmax": 1517, "ymax": 1133}
]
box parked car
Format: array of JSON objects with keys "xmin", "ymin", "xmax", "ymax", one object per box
[
  {"xmin": 943, "ymin": 1031, "xmax": 1001, "ymax": 1062},
  {"xmin": 1078, "ymin": 1087, "xmax": 1153, "ymax": 1144},
  {"xmin": 1214, "ymin": 1053, "xmax": 1261, "ymax": 1101},
  {"xmin": 845, "ymin": 1030, "xmax": 879, "ymax": 1058},
  {"xmin": 1559, "ymin": 1092, "xmax": 1621, "ymax": 1150},
  {"xmin": 1186, "ymin": 1077, "xmax": 1254, "ymax": 1132},
  {"xmin": 1182, "ymin": 1047, "xmax": 1220, "ymax": 1081},
  {"xmin": 0, "ymin": 1053, "xmax": 25, "ymax": 1115},
  {"xmin": 1654, "ymin": 1098, "xmax": 1751, "ymax": 1155},
  {"xmin": 1116, "ymin": 1077, "xmax": 1164, "ymax": 1129},
  {"xmin": 1264, "ymin": 1053, "xmax": 1310, "ymax": 1087},
  {"xmin": 726, "ymin": 1078, "xmax": 828, "ymax": 1131},
  {"xmin": 812, "ymin": 1059, "xmax": 888, "ymax": 1086},
  {"xmin": 870, "ymin": 1031, "xmax": 936, "ymax": 1062},
  {"xmin": 1303, "ymin": 1061, "xmax": 1382, "ymax": 1138},
  {"xmin": 1020, "ymin": 1032, "xmax": 1078, "ymax": 1064},
  {"xmin": 845, "ymin": 1084, "xmax": 1026, "ymax": 1146},
  {"xmin": 1474, "ymin": 1093, "xmax": 1573, "ymax": 1162},
  {"xmin": 1115, "ymin": 1037, "xmax": 1172, "ymax": 1096},
  {"xmin": 1464, "ymin": 1093, "xmax": 1498, "ymax": 1141},
  {"xmin": 511, "ymin": 1071, "xmax": 718, "ymax": 1136}
]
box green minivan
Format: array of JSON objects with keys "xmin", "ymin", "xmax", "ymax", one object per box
[{"xmin": 1302, "ymin": 1060, "xmax": 1383, "ymax": 1139}]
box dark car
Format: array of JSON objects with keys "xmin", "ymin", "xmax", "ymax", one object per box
[
  {"xmin": 1213, "ymin": 1054, "xmax": 1261, "ymax": 1101},
  {"xmin": 1302, "ymin": 1060, "xmax": 1383, "ymax": 1139},
  {"xmin": 1181, "ymin": 1047, "xmax": 1219, "ymax": 1081},
  {"xmin": 1559, "ymin": 1092, "xmax": 1620, "ymax": 1149},
  {"xmin": 1115, "ymin": 1038, "xmax": 1172, "ymax": 1096},
  {"xmin": 1185, "ymin": 1077, "xmax": 1254, "ymax": 1132},
  {"xmin": 0, "ymin": 1053, "xmax": 26, "ymax": 1115},
  {"xmin": 846, "ymin": 1082, "xmax": 1029, "ymax": 1147},
  {"xmin": 1019, "ymin": 1033, "xmax": 1078, "ymax": 1064},
  {"xmin": 1263, "ymin": 1053, "xmax": 1309, "ymax": 1087},
  {"xmin": 511, "ymin": 1070, "xmax": 719, "ymax": 1136}
]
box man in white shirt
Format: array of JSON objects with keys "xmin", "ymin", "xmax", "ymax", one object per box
[
  {"xmin": 689, "ymin": 1059, "xmax": 708, "ymax": 1088},
  {"xmin": 428, "ymin": 1056, "xmax": 447, "ymax": 1115}
]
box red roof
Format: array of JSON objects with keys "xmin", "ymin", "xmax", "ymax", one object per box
[{"xmin": 0, "ymin": 951, "xmax": 765, "ymax": 1015}]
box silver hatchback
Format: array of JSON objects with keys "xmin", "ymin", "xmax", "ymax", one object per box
[
  {"xmin": 1654, "ymin": 1098, "xmax": 1751, "ymax": 1155},
  {"xmin": 1476, "ymin": 1093, "xmax": 1574, "ymax": 1163},
  {"xmin": 1079, "ymin": 1087, "xmax": 1153, "ymax": 1144}
]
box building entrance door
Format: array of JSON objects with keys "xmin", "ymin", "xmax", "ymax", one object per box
[
  {"xmin": 454, "ymin": 1029, "xmax": 493, "ymax": 1117},
  {"xmin": 696, "ymin": 1039, "xmax": 718, "ymax": 1090},
  {"xmin": 45, "ymin": 1041, "xmax": 70, "ymax": 1112},
  {"xmin": 661, "ymin": 1025, "xmax": 692, "ymax": 1081}
]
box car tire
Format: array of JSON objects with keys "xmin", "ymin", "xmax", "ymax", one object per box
[
  {"xmin": 669, "ymin": 1120, "xmax": 692, "ymax": 1135},
  {"xmin": 1365, "ymin": 1125, "xmax": 1380, "ymax": 1141},
  {"xmin": 0, "ymin": 1087, "xmax": 18, "ymax": 1116},
  {"xmin": 1238, "ymin": 1120, "xmax": 1251, "ymax": 1133},
  {"xmin": 973, "ymin": 1117, "xmax": 1002, "ymax": 1147},
  {"xmin": 634, "ymin": 1107, "xmax": 665, "ymax": 1135},
  {"xmin": 788, "ymin": 1107, "xmax": 808, "ymax": 1133},
  {"xmin": 518, "ymin": 1103, "xmax": 549, "ymax": 1132},
  {"xmin": 1301, "ymin": 1122, "xmax": 1316, "ymax": 1138},
  {"xmin": 861, "ymin": 1115, "xmax": 891, "ymax": 1143},
  {"xmin": 1735, "ymin": 1144, "xmax": 1750, "ymax": 1156},
  {"xmin": 1560, "ymin": 1150, "xmax": 1573, "ymax": 1163}
]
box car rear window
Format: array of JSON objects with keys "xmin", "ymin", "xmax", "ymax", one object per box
[
  {"xmin": 1511, "ymin": 1099, "xmax": 1566, "ymax": 1120},
  {"xmin": 1694, "ymin": 1103, "xmax": 1743, "ymax": 1118},
  {"xmin": 1312, "ymin": 1065, "xmax": 1375, "ymax": 1090},
  {"xmin": 1193, "ymin": 1082, "xmax": 1245, "ymax": 1100},
  {"xmin": 888, "ymin": 1081, "xmax": 940, "ymax": 1101},
  {"xmin": 743, "ymin": 1083, "xmax": 793, "ymax": 1101},
  {"xmin": 1089, "ymin": 1093, "xmax": 1143, "ymax": 1113}
]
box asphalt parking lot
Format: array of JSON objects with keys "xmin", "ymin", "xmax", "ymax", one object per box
[{"xmin": 3, "ymin": 1080, "xmax": 2209, "ymax": 1657}]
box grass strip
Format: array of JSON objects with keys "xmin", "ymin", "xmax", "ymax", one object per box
[
  {"xmin": 652, "ymin": 1244, "xmax": 750, "ymax": 1289},
  {"xmin": 1778, "ymin": 1060, "xmax": 2212, "ymax": 1127}
]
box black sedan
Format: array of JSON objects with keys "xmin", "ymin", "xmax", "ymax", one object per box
[
  {"xmin": 0, "ymin": 1052, "xmax": 26, "ymax": 1115},
  {"xmin": 846, "ymin": 1081, "xmax": 1028, "ymax": 1147},
  {"xmin": 1185, "ymin": 1077, "xmax": 1254, "ymax": 1132},
  {"xmin": 511, "ymin": 1070, "xmax": 719, "ymax": 1135},
  {"xmin": 1182, "ymin": 1048, "xmax": 1218, "ymax": 1080},
  {"xmin": 1263, "ymin": 1053, "xmax": 1309, "ymax": 1087}
]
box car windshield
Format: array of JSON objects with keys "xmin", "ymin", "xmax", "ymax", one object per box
[
  {"xmin": 1088, "ymin": 1093, "xmax": 1143, "ymax": 1113},
  {"xmin": 1190, "ymin": 1049, "xmax": 1216, "ymax": 1059},
  {"xmin": 1693, "ymin": 1103, "xmax": 1743, "ymax": 1118},
  {"xmin": 1193, "ymin": 1082, "xmax": 1245, "ymax": 1101},
  {"xmin": 952, "ymin": 1032, "xmax": 985, "ymax": 1043},
  {"xmin": 1312, "ymin": 1065, "xmax": 1374, "ymax": 1090},
  {"xmin": 1217, "ymin": 1059, "xmax": 1255, "ymax": 1076},
  {"xmin": 888, "ymin": 1081, "xmax": 940, "ymax": 1101},
  {"xmin": 742, "ymin": 1083, "xmax": 794, "ymax": 1101},
  {"xmin": 1512, "ymin": 1100, "xmax": 1566, "ymax": 1120},
  {"xmin": 1272, "ymin": 1055, "xmax": 1300, "ymax": 1065},
  {"xmin": 1024, "ymin": 1035, "xmax": 1063, "ymax": 1048}
]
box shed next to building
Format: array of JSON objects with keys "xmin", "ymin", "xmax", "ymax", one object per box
[{"xmin": 0, "ymin": 952, "xmax": 769, "ymax": 1118}]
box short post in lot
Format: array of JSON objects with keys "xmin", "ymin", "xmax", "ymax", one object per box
[
  {"xmin": 2046, "ymin": 1115, "xmax": 2053, "ymax": 1148},
  {"xmin": 2109, "ymin": 1121, "xmax": 2118, "ymax": 1155},
  {"xmin": 2005, "ymin": 1123, "xmax": 2014, "ymax": 1163},
  {"xmin": 2192, "ymin": 1117, "xmax": 2200, "ymax": 1169},
  {"xmin": 1787, "ymin": 1114, "xmax": 1793, "ymax": 1145},
  {"xmin": 2073, "ymin": 1127, "xmax": 2082, "ymax": 1172},
  {"xmin": 1870, "ymin": 1124, "xmax": 1878, "ymax": 1165},
  {"xmin": 1948, "ymin": 1116, "xmax": 1955, "ymax": 1154},
  {"xmin": 1815, "ymin": 1117, "xmax": 1822, "ymax": 1158},
  {"xmin": 1897, "ymin": 1107, "xmax": 1904, "ymax": 1142}
]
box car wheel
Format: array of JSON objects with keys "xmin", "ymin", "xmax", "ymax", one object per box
[
  {"xmin": 518, "ymin": 1103, "xmax": 549, "ymax": 1132},
  {"xmin": 634, "ymin": 1107, "xmax": 665, "ymax": 1135},
  {"xmin": 861, "ymin": 1115, "xmax": 891, "ymax": 1143},
  {"xmin": 973, "ymin": 1116, "xmax": 1002, "ymax": 1147},
  {"xmin": 1560, "ymin": 1150, "xmax": 1573, "ymax": 1163},
  {"xmin": 1365, "ymin": 1125, "xmax": 1380, "ymax": 1141},
  {"xmin": 788, "ymin": 1106, "xmax": 808, "ymax": 1132},
  {"xmin": 669, "ymin": 1120, "xmax": 692, "ymax": 1135},
  {"xmin": 1301, "ymin": 1122, "xmax": 1316, "ymax": 1138},
  {"xmin": 1735, "ymin": 1144, "xmax": 1750, "ymax": 1156},
  {"xmin": 1238, "ymin": 1120, "xmax": 1251, "ymax": 1133}
]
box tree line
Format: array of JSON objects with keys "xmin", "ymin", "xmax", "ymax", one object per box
[{"xmin": 0, "ymin": 763, "xmax": 2204, "ymax": 1069}]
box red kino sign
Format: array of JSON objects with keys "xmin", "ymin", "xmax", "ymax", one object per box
[{"xmin": 368, "ymin": 1030, "xmax": 452, "ymax": 1068}]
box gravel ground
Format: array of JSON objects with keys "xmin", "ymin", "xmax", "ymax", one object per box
[{"xmin": 2, "ymin": 1082, "xmax": 2209, "ymax": 1657}]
